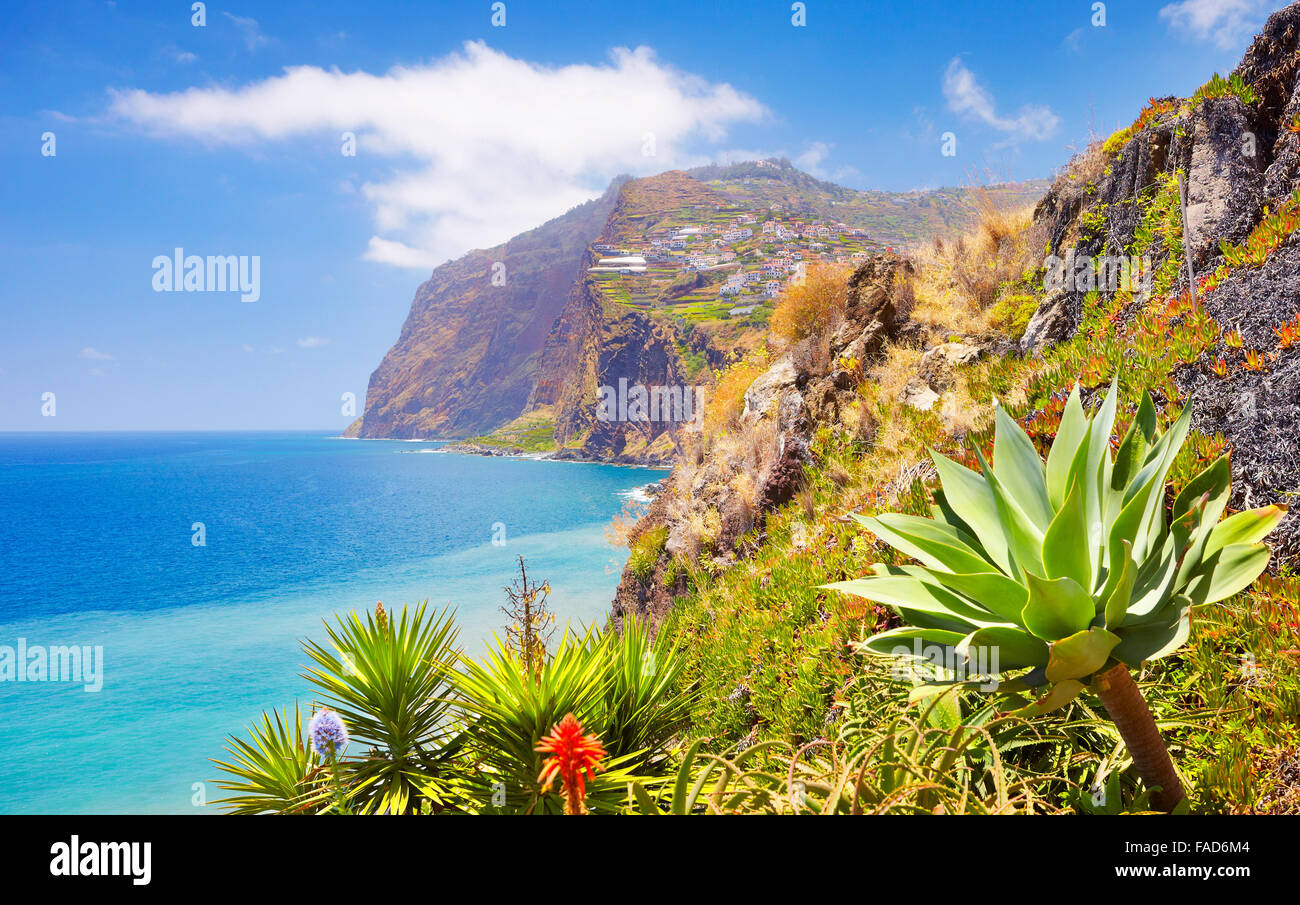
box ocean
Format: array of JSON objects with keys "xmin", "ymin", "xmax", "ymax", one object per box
[{"xmin": 0, "ymin": 432, "xmax": 664, "ymax": 814}]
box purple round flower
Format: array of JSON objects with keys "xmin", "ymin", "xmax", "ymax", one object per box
[{"xmin": 309, "ymin": 708, "xmax": 348, "ymax": 758}]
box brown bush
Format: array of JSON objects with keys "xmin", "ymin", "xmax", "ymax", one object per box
[
  {"xmin": 703, "ymin": 349, "xmax": 769, "ymax": 433},
  {"xmin": 770, "ymin": 263, "xmax": 852, "ymax": 344}
]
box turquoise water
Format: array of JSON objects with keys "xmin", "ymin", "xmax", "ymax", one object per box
[{"xmin": 0, "ymin": 432, "xmax": 663, "ymax": 814}]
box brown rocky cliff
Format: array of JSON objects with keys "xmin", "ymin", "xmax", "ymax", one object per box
[
  {"xmin": 527, "ymin": 171, "xmax": 726, "ymax": 464},
  {"xmin": 350, "ymin": 179, "xmax": 625, "ymax": 439}
]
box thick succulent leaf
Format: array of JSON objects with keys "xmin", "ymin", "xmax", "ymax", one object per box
[
  {"xmin": 1101, "ymin": 465, "xmax": 1167, "ymax": 602},
  {"xmin": 911, "ymin": 569, "xmax": 1030, "ymax": 624},
  {"xmin": 1008, "ymin": 679, "xmax": 1085, "ymax": 717},
  {"xmin": 1021, "ymin": 573, "xmax": 1095, "ymax": 640},
  {"xmin": 896, "ymin": 608, "xmax": 981, "ymax": 634},
  {"xmin": 1111, "ymin": 393, "xmax": 1158, "ymax": 491},
  {"xmin": 1172, "ymin": 456, "xmax": 1231, "ymax": 588},
  {"xmin": 992, "ymin": 403, "xmax": 1054, "ymax": 531},
  {"xmin": 1205, "ymin": 505, "xmax": 1288, "ymax": 557},
  {"xmin": 1064, "ymin": 421, "xmax": 1107, "ymax": 581},
  {"xmin": 1127, "ymin": 537, "xmax": 1179, "ymax": 621},
  {"xmin": 823, "ymin": 576, "xmax": 1008, "ymax": 627},
  {"xmin": 956, "ymin": 626, "xmax": 1049, "ymax": 671},
  {"xmin": 851, "ymin": 512, "xmax": 992, "ymax": 574},
  {"xmin": 929, "ymin": 451, "xmax": 1013, "ymax": 574},
  {"xmin": 1042, "ymin": 476, "xmax": 1093, "ymax": 592},
  {"xmin": 975, "ymin": 445, "xmax": 1045, "ymax": 578},
  {"xmin": 1045, "ymin": 626, "xmax": 1121, "ymax": 683},
  {"xmin": 1046, "ymin": 384, "xmax": 1087, "ymax": 511},
  {"xmin": 1102, "ymin": 540, "xmax": 1136, "ymax": 629},
  {"xmin": 856, "ymin": 627, "xmax": 966, "ymax": 658},
  {"xmin": 1083, "ymin": 381, "xmax": 1120, "ymax": 540},
  {"xmin": 930, "ymin": 487, "xmax": 976, "ymax": 535},
  {"xmin": 1185, "ymin": 543, "xmax": 1271, "ymax": 606},
  {"xmin": 1112, "ymin": 596, "xmax": 1192, "ymax": 665},
  {"xmin": 1123, "ymin": 403, "xmax": 1193, "ymax": 550}
]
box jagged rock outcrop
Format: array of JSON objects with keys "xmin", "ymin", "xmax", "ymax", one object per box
[
  {"xmin": 1182, "ymin": 96, "xmax": 1265, "ymax": 266},
  {"xmin": 1023, "ymin": 2, "xmax": 1300, "ymax": 560},
  {"xmin": 610, "ymin": 255, "xmax": 911, "ymax": 626}
]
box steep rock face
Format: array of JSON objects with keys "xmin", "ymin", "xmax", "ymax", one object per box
[
  {"xmin": 546, "ymin": 282, "xmax": 694, "ymax": 466},
  {"xmin": 1181, "ymin": 96, "xmax": 1265, "ymax": 266},
  {"xmin": 1025, "ymin": 3, "xmax": 1300, "ymax": 558},
  {"xmin": 1235, "ymin": 0, "xmax": 1300, "ymax": 208},
  {"xmin": 1177, "ymin": 243, "xmax": 1300, "ymax": 562},
  {"xmin": 347, "ymin": 180, "xmax": 624, "ymax": 439},
  {"xmin": 528, "ymin": 172, "xmax": 724, "ymax": 464}
]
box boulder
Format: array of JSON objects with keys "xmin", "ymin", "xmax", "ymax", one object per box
[
  {"xmin": 899, "ymin": 378, "xmax": 940, "ymax": 412},
  {"xmin": 1184, "ymin": 97, "xmax": 1265, "ymax": 266},
  {"xmin": 741, "ymin": 356, "xmax": 799, "ymax": 423},
  {"xmin": 1020, "ymin": 289, "xmax": 1079, "ymax": 356}
]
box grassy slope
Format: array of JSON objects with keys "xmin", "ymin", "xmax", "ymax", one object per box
[{"xmin": 652, "ymin": 121, "xmax": 1300, "ymax": 813}]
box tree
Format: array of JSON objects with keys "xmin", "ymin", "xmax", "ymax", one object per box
[
  {"xmin": 828, "ymin": 381, "xmax": 1283, "ymax": 811},
  {"xmin": 501, "ymin": 555, "xmax": 556, "ymax": 680}
]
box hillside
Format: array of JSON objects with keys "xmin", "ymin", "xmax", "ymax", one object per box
[
  {"xmin": 611, "ymin": 3, "xmax": 1300, "ymax": 812},
  {"xmin": 346, "ymin": 163, "xmax": 1047, "ymax": 460}
]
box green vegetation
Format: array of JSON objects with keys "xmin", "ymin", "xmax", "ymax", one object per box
[
  {"xmin": 835, "ymin": 381, "xmax": 1279, "ymax": 810},
  {"xmin": 214, "ymin": 601, "xmax": 692, "ymax": 814},
  {"xmin": 1130, "ymin": 171, "xmax": 1185, "ymax": 296},
  {"xmin": 628, "ymin": 525, "xmax": 669, "ymax": 585},
  {"xmin": 463, "ymin": 412, "xmax": 558, "ymax": 453},
  {"xmin": 1192, "ymin": 72, "xmax": 1257, "ymax": 108}
]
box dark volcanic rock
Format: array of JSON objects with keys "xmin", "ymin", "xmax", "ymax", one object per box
[{"xmin": 1177, "ymin": 243, "xmax": 1300, "ymax": 561}]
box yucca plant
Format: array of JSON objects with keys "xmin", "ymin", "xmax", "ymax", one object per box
[
  {"xmin": 303, "ymin": 601, "xmax": 465, "ymax": 814},
  {"xmin": 600, "ymin": 616, "xmax": 693, "ymax": 765},
  {"xmin": 212, "ymin": 703, "xmax": 329, "ymax": 814},
  {"xmin": 828, "ymin": 381, "xmax": 1286, "ymax": 811}
]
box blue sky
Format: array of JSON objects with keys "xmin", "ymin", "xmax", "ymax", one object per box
[{"xmin": 0, "ymin": 0, "xmax": 1286, "ymax": 430}]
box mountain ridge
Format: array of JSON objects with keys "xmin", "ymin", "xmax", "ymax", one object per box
[{"xmin": 346, "ymin": 161, "xmax": 1049, "ymax": 457}]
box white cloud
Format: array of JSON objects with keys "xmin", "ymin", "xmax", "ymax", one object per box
[
  {"xmin": 107, "ymin": 43, "xmax": 766, "ymax": 269},
  {"xmin": 223, "ymin": 12, "xmax": 270, "ymax": 51},
  {"xmin": 296, "ymin": 336, "xmax": 330, "ymax": 348},
  {"xmin": 942, "ymin": 58, "xmax": 1060, "ymax": 144},
  {"xmin": 1160, "ymin": 0, "xmax": 1273, "ymax": 49},
  {"xmin": 363, "ymin": 237, "xmax": 439, "ymax": 270},
  {"xmin": 78, "ymin": 347, "xmax": 114, "ymax": 360}
]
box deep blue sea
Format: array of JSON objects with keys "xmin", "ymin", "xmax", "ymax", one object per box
[{"xmin": 0, "ymin": 432, "xmax": 664, "ymax": 814}]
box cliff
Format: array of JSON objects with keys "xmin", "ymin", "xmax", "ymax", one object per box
[
  {"xmin": 345, "ymin": 179, "xmax": 626, "ymax": 439},
  {"xmin": 349, "ymin": 160, "xmax": 1049, "ymax": 462},
  {"xmin": 614, "ymin": 2, "xmax": 1300, "ymax": 624}
]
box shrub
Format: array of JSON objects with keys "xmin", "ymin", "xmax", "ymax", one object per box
[
  {"xmin": 989, "ymin": 292, "xmax": 1040, "ymax": 341},
  {"xmin": 454, "ymin": 619, "xmax": 692, "ymax": 814},
  {"xmin": 628, "ymin": 525, "xmax": 668, "ymax": 584},
  {"xmin": 703, "ymin": 349, "xmax": 769, "ymax": 433},
  {"xmin": 770, "ymin": 263, "xmax": 851, "ymax": 343},
  {"xmin": 214, "ymin": 606, "xmax": 694, "ymax": 815}
]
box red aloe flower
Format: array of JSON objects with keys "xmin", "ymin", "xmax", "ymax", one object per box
[{"xmin": 536, "ymin": 713, "xmax": 607, "ymax": 815}]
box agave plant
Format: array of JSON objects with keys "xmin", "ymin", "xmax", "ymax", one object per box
[{"xmin": 827, "ymin": 381, "xmax": 1286, "ymax": 811}]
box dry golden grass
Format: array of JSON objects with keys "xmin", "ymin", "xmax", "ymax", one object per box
[
  {"xmin": 770, "ymin": 262, "xmax": 853, "ymax": 344},
  {"xmin": 703, "ymin": 349, "xmax": 770, "ymax": 433},
  {"xmin": 868, "ymin": 345, "xmax": 923, "ymax": 403},
  {"xmin": 903, "ymin": 185, "xmax": 1040, "ymax": 337}
]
